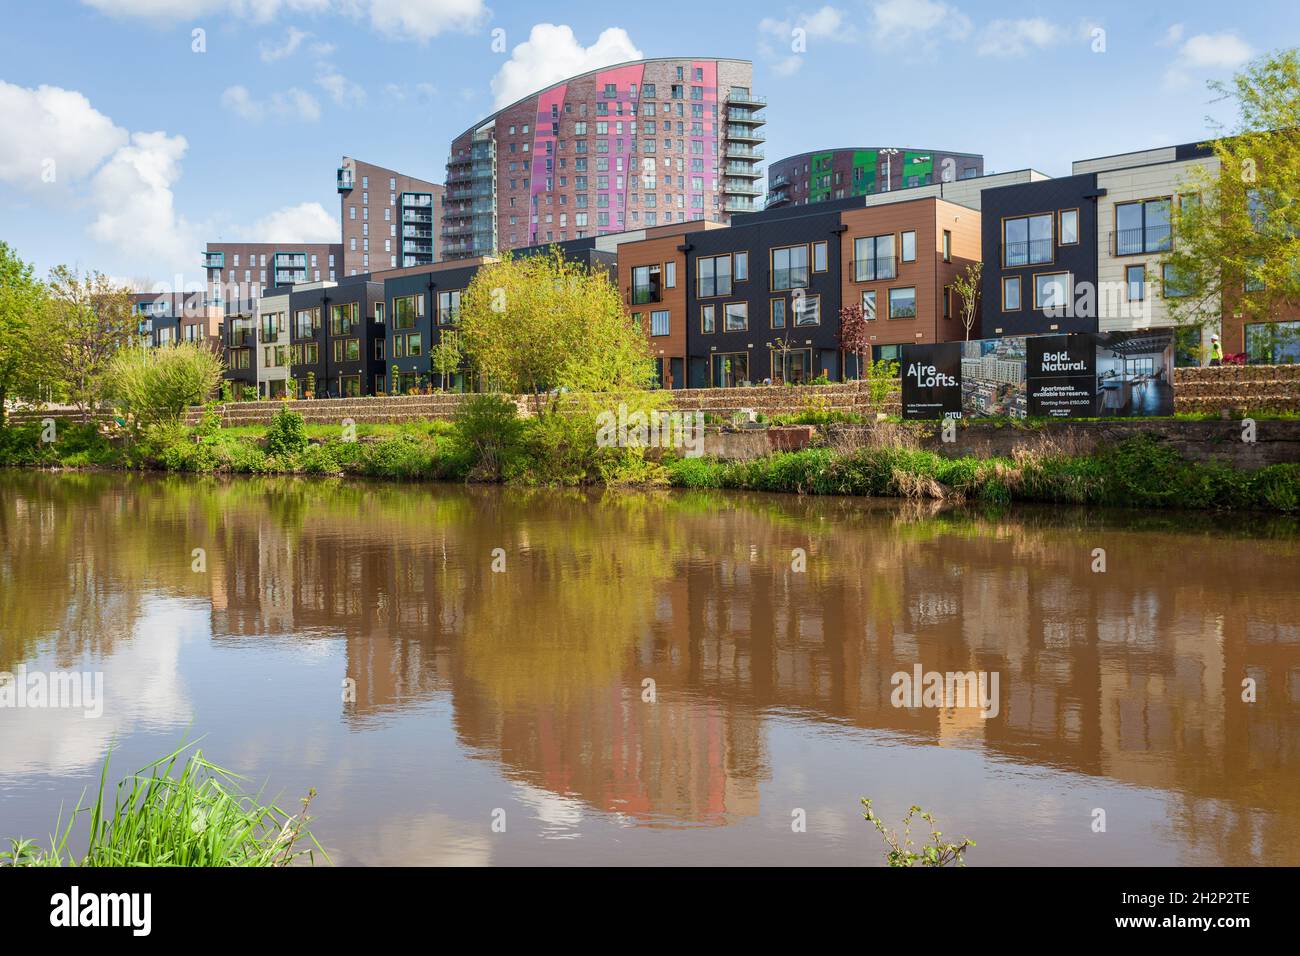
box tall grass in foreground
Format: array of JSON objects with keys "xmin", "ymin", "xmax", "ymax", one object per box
[{"xmin": 1, "ymin": 744, "xmax": 325, "ymax": 867}]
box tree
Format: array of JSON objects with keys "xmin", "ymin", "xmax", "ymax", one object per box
[
  {"xmin": 46, "ymin": 266, "xmax": 137, "ymax": 420},
  {"xmin": 430, "ymin": 329, "xmax": 464, "ymax": 391},
  {"xmin": 0, "ymin": 242, "xmax": 53, "ymax": 425},
  {"xmin": 459, "ymin": 248, "xmax": 658, "ymax": 403},
  {"xmin": 951, "ymin": 261, "xmax": 983, "ymax": 341},
  {"xmin": 105, "ymin": 341, "xmax": 226, "ymax": 429},
  {"xmin": 836, "ymin": 302, "xmax": 871, "ymax": 380},
  {"xmin": 1164, "ymin": 48, "xmax": 1300, "ymax": 361}
]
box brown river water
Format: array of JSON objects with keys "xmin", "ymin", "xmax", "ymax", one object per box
[{"xmin": 1, "ymin": 471, "xmax": 1298, "ymax": 866}]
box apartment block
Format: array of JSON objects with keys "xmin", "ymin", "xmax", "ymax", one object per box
[
  {"xmin": 443, "ymin": 57, "xmax": 762, "ymax": 260},
  {"xmin": 287, "ymin": 278, "xmax": 386, "ymax": 398},
  {"xmin": 131, "ymin": 290, "xmax": 221, "ymax": 348},
  {"xmin": 338, "ymin": 156, "xmax": 444, "ymax": 276},
  {"xmin": 254, "ymin": 290, "xmax": 291, "ymax": 399},
  {"xmin": 204, "ymin": 243, "xmax": 343, "ymax": 316},
  {"xmin": 766, "ymin": 147, "xmax": 984, "ymax": 210},
  {"xmin": 381, "ymin": 260, "xmax": 489, "ymax": 394}
]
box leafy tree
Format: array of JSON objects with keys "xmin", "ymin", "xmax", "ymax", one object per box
[
  {"xmin": 862, "ymin": 799, "xmax": 975, "ymax": 867},
  {"xmin": 836, "ymin": 302, "xmax": 871, "ymax": 380},
  {"xmin": 951, "ymin": 261, "xmax": 983, "ymax": 341},
  {"xmin": 431, "ymin": 329, "xmax": 464, "ymax": 391},
  {"xmin": 46, "ymin": 266, "xmax": 137, "ymax": 420},
  {"xmin": 0, "ymin": 243, "xmax": 53, "ymax": 424},
  {"xmin": 106, "ymin": 341, "xmax": 226, "ymax": 428},
  {"xmin": 1165, "ymin": 48, "xmax": 1300, "ymax": 358},
  {"xmin": 265, "ymin": 405, "xmax": 308, "ymax": 457},
  {"xmin": 459, "ymin": 248, "xmax": 658, "ymax": 403}
]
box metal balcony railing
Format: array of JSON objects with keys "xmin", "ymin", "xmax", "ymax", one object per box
[
  {"xmin": 1000, "ymin": 240, "xmax": 1055, "ymax": 267},
  {"xmin": 852, "ymin": 256, "xmax": 898, "ymax": 282},
  {"xmin": 1110, "ymin": 226, "xmax": 1173, "ymax": 256}
]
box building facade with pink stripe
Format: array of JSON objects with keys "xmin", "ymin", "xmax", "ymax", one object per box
[{"xmin": 442, "ymin": 57, "xmax": 762, "ymax": 260}]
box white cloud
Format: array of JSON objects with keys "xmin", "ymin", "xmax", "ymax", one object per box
[
  {"xmin": 367, "ymin": 0, "xmax": 489, "ymax": 41},
  {"xmin": 88, "ymin": 130, "xmax": 198, "ymax": 271},
  {"xmin": 759, "ymin": 5, "xmax": 853, "ymax": 43},
  {"xmin": 0, "ymin": 82, "xmax": 127, "ymax": 189},
  {"xmin": 220, "ymin": 84, "xmax": 322, "ymax": 122},
  {"xmin": 868, "ymin": 0, "xmax": 971, "ymax": 46},
  {"xmin": 771, "ymin": 55, "xmax": 805, "ymax": 77},
  {"xmin": 316, "ymin": 65, "xmax": 366, "ymax": 107},
  {"xmin": 235, "ymin": 201, "xmax": 339, "ymax": 243},
  {"xmin": 977, "ymin": 18, "xmax": 1068, "ymax": 57},
  {"xmin": 259, "ymin": 25, "xmax": 309, "ymax": 62},
  {"xmin": 1164, "ymin": 32, "xmax": 1253, "ymax": 91},
  {"xmin": 1159, "ymin": 24, "xmax": 1185, "ymax": 48},
  {"xmin": 491, "ymin": 24, "xmax": 643, "ymax": 110},
  {"xmin": 81, "ymin": 0, "xmax": 484, "ymax": 38}
]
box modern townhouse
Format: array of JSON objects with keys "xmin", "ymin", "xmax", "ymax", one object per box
[
  {"xmin": 286, "ymin": 278, "xmax": 386, "ymax": 398},
  {"xmin": 617, "ymin": 222, "xmax": 728, "ymax": 389},
  {"xmin": 381, "ymin": 260, "xmax": 489, "ymax": 393},
  {"xmin": 254, "ymin": 290, "xmax": 291, "ymax": 399},
  {"xmin": 766, "ymin": 146, "xmax": 985, "ymax": 210},
  {"xmin": 1081, "ymin": 142, "xmax": 1222, "ymax": 359},
  {"xmin": 682, "ymin": 202, "xmax": 844, "ymax": 387},
  {"xmin": 840, "ymin": 196, "xmax": 982, "ymax": 365},
  {"xmin": 980, "ymin": 173, "xmax": 1102, "ymax": 338}
]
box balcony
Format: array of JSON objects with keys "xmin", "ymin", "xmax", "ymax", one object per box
[
  {"xmin": 1000, "ymin": 240, "xmax": 1055, "ymax": 268},
  {"xmin": 852, "ymin": 257, "xmax": 898, "ymax": 282},
  {"xmin": 726, "ymin": 89, "xmax": 766, "ymax": 108},
  {"xmin": 228, "ymin": 329, "xmax": 254, "ymax": 348},
  {"xmin": 725, "ymin": 144, "xmax": 764, "ymax": 160},
  {"xmin": 337, "ymin": 167, "xmax": 354, "ymax": 191},
  {"xmin": 726, "ymin": 126, "xmax": 766, "ymax": 143},
  {"xmin": 726, "ymin": 107, "xmax": 766, "ymax": 125},
  {"xmin": 203, "ymin": 252, "xmax": 224, "ymax": 269},
  {"xmin": 404, "ymin": 212, "xmax": 434, "ymax": 224},
  {"xmin": 723, "ymin": 198, "xmax": 758, "ymax": 214},
  {"xmin": 724, "ymin": 162, "xmax": 763, "ymax": 178},
  {"xmin": 403, "ymin": 194, "xmax": 433, "ymax": 207},
  {"xmin": 764, "ymin": 190, "xmax": 789, "ymax": 208},
  {"xmin": 768, "ymin": 173, "xmax": 790, "ymax": 190},
  {"xmin": 274, "ymin": 271, "xmax": 306, "ymax": 285},
  {"xmin": 1110, "ymin": 226, "xmax": 1172, "ymax": 256}
]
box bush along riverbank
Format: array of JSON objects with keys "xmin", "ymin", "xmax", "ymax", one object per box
[{"xmin": 2, "ymin": 399, "xmax": 1299, "ymax": 513}]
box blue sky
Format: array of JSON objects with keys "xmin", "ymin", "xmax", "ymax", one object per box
[{"xmin": 0, "ymin": 0, "xmax": 1290, "ymax": 290}]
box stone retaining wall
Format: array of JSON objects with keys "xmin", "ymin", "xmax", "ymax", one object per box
[{"xmin": 1172, "ymin": 364, "xmax": 1300, "ymax": 414}]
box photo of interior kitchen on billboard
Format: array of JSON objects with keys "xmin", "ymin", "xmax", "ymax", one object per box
[{"xmin": 902, "ymin": 330, "xmax": 1176, "ymax": 420}]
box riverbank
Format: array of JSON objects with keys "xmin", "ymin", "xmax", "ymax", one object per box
[{"xmin": 2, "ymin": 409, "xmax": 1299, "ymax": 514}]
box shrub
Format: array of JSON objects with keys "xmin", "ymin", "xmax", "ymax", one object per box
[
  {"xmin": 106, "ymin": 343, "xmax": 225, "ymax": 428},
  {"xmin": 452, "ymin": 394, "xmax": 524, "ymax": 481},
  {"xmin": 265, "ymin": 406, "xmax": 308, "ymax": 458}
]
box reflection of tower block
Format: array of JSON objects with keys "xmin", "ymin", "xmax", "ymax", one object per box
[{"xmin": 937, "ymin": 703, "xmax": 986, "ymax": 747}]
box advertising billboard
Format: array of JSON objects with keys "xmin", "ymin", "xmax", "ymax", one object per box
[{"xmin": 902, "ymin": 330, "xmax": 1175, "ymax": 420}]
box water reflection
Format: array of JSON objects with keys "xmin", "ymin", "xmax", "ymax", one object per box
[{"xmin": 1, "ymin": 471, "xmax": 1298, "ymax": 864}]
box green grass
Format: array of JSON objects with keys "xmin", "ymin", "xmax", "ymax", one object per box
[
  {"xmin": 662, "ymin": 435, "xmax": 1300, "ymax": 513},
  {"xmin": 1, "ymin": 743, "xmax": 325, "ymax": 867}
]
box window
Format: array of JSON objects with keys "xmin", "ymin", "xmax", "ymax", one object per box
[
  {"xmin": 861, "ymin": 289, "xmax": 877, "ymax": 320},
  {"xmin": 1115, "ymin": 199, "xmax": 1171, "ymax": 255},
  {"xmin": 794, "ymin": 295, "xmax": 820, "ymax": 326},
  {"xmin": 724, "ymin": 302, "xmax": 748, "ymax": 331},
  {"xmin": 374, "ymin": 339, "xmax": 385, "ymax": 361},
  {"xmin": 734, "ymin": 252, "xmax": 749, "ymax": 282},
  {"xmin": 438, "ymin": 290, "xmax": 462, "ymax": 326},
  {"xmin": 393, "ymin": 294, "xmax": 422, "ymax": 329},
  {"xmin": 812, "ymin": 241, "xmax": 828, "ymax": 272},
  {"xmin": 701, "ymin": 304, "xmax": 716, "ymax": 333},
  {"xmin": 650, "ymin": 310, "xmax": 670, "ymax": 336},
  {"xmin": 942, "ymin": 230, "xmax": 952, "ymax": 263},
  {"xmin": 943, "ymin": 286, "xmax": 952, "ymax": 319},
  {"xmin": 331, "ymin": 338, "xmax": 361, "ymax": 362},
  {"xmin": 330, "ymin": 302, "xmax": 358, "ymax": 336},
  {"xmin": 697, "ymin": 255, "xmax": 732, "ymax": 297},
  {"xmin": 770, "ymin": 244, "xmax": 809, "ymax": 291},
  {"xmin": 901, "ymin": 231, "xmax": 916, "ymax": 263},
  {"xmin": 770, "ymin": 299, "xmax": 786, "ymax": 329},
  {"xmin": 1003, "ymin": 214, "xmax": 1053, "ymax": 266},
  {"xmin": 1246, "ymin": 320, "xmax": 1300, "ymax": 365},
  {"xmin": 294, "ymin": 308, "xmax": 320, "ymax": 338},
  {"xmin": 853, "ymin": 235, "xmax": 895, "ymax": 281},
  {"xmin": 1162, "ymin": 263, "xmax": 1192, "ymax": 298},
  {"xmin": 1126, "ymin": 265, "xmax": 1145, "ymax": 302},
  {"xmin": 632, "ymin": 264, "xmax": 662, "ymax": 304},
  {"xmin": 1034, "ymin": 272, "xmax": 1072, "ymax": 310},
  {"xmin": 888, "ymin": 287, "xmax": 917, "ymax": 319},
  {"xmin": 1245, "ymin": 257, "xmax": 1266, "ymax": 293},
  {"xmin": 1059, "ymin": 209, "xmax": 1079, "ymax": 245},
  {"xmin": 1002, "ymin": 276, "xmax": 1021, "ymax": 311},
  {"xmin": 664, "ymin": 261, "xmax": 676, "ymax": 288},
  {"xmin": 405, "ymin": 332, "xmax": 422, "ymax": 356}
]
